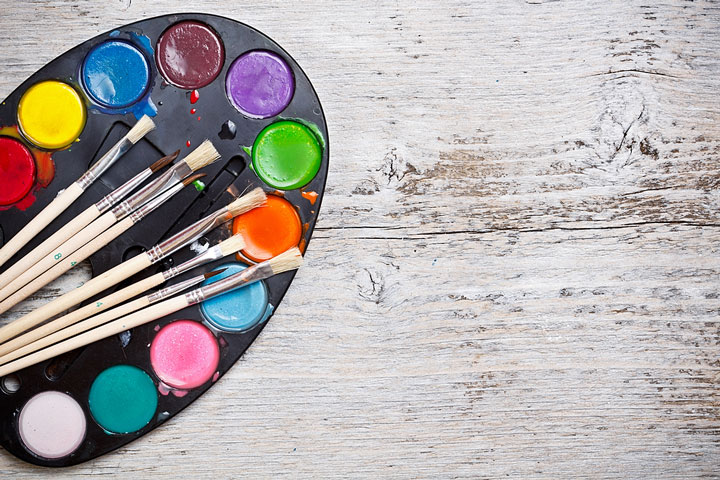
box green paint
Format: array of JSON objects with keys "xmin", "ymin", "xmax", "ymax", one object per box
[
  {"xmin": 251, "ymin": 120, "xmax": 323, "ymax": 190},
  {"xmin": 280, "ymin": 117, "xmax": 326, "ymax": 149},
  {"xmin": 193, "ymin": 180, "xmax": 206, "ymax": 192},
  {"xmin": 88, "ymin": 365, "xmax": 158, "ymax": 434},
  {"xmin": 242, "ymin": 145, "xmax": 252, "ymax": 156}
]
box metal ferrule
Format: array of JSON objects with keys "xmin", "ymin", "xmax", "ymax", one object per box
[
  {"xmin": 185, "ymin": 262, "xmax": 274, "ymax": 306},
  {"xmin": 93, "ymin": 167, "xmax": 154, "ymax": 213},
  {"xmin": 161, "ymin": 244, "xmax": 224, "ymax": 281},
  {"xmin": 146, "ymin": 274, "xmax": 206, "ymax": 304},
  {"xmin": 110, "ymin": 161, "xmax": 192, "ymax": 220},
  {"xmin": 128, "ymin": 181, "xmax": 184, "ymax": 224},
  {"xmin": 148, "ymin": 206, "xmax": 231, "ymax": 264},
  {"xmin": 77, "ymin": 137, "xmax": 133, "ymax": 190}
]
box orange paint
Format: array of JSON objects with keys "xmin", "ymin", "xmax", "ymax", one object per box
[
  {"xmin": 232, "ymin": 195, "xmax": 301, "ymax": 262},
  {"xmin": 301, "ymin": 190, "xmax": 318, "ymax": 205}
]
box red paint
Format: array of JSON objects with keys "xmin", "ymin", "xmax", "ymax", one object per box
[
  {"xmin": 0, "ymin": 125, "xmax": 55, "ymax": 211},
  {"xmin": 301, "ymin": 190, "xmax": 318, "ymax": 205},
  {"xmin": 197, "ymin": 116, "xmax": 201, "ymax": 121},
  {"xmin": 190, "ymin": 89, "xmax": 199, "ymax": 104},
  {"xmin": 186, "ymin": 140, "xmax": 191, "ymax": 147},
  {"xmin": 0, "ymin": 137, "xmax": 36, "ymax": 206},
  {"xmin": 190, "ymin": 108, "xmax": 196, "ymax": 114}
]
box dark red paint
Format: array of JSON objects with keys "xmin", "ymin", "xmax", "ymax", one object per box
[{"xmin": 156, "ymin": 21, "xmax": 224, "ymax": 90}]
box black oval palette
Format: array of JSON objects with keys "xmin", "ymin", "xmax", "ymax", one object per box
[{"xmin": 0, "ymin": 13, "xmax": 327, "ymax": 467}]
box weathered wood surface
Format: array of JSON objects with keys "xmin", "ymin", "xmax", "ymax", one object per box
[{"xmin": 1, "ymin": 0, "xmax": 719, "ymax": 477}]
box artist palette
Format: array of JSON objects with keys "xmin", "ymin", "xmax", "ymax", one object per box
[{"xmin": 0, "ymin": 13, "xmax": 327, "ymax": 466}]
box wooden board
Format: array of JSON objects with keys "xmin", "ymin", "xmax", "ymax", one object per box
[{"xmin": 0, "ymin": 0, "xmax": 718, "ymax": 477}]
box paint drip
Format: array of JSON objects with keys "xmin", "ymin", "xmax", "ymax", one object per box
[{"xmin": 218, "ymin": 120, "xmax": 237, "ymax": 140}]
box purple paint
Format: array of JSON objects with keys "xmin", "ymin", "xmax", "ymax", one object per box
[{"xmin": 225, "ymin": 50, "xmax": 294, "ymax": 119}]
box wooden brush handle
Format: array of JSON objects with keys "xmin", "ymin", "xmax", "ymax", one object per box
[
  {"xmin": 0, "ymin": 182, "xmax": 84, "ymax": 269},
  {"xmin": 0, "ymin": 210, "xmax": 117, "ymax": 302},
  {"xmin": 0, "ymin": 295, "xmax": 188, "ymax": 377},
  {"xmin": 0, "ymin": 216, "xmax": 136, "ymax": 316},
  {"xmin": 0, "ymin": 204, "xmax": 101, "ymax": 292},
  {"xmin": 0, "ymin": 252, "xmax": 151, "ymax": 344},
  {"xmin": 0, "ymin": 295, "xmax": 153, "ymax": 366},
  {"xmin": 0, "ymin": 272, "xmax": 164, "ymax": 358}
]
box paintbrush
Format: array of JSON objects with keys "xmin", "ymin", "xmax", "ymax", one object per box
[
  {"xmin": 0, "ymin": 173, "xmax": 206, "ymax": 315},
  {"xmin": 0, "ymin": 235, "xmax": 245, "ymax": 360},
  {"xmin": 0, "ymin": 151, "xmax": 178, "ymax": 292},
  {"xmin": 0, "ymin": 248, "xmax": 302, "ymax": 377},
  {"xmin": 0, "ymin": 115, "xmax": 155, "ymax": 269},
  {"xmin": 0, "ymin": 268, "xmax": 228, "ymax": 366},
  {"xmin": 0, "ymin": 188, "xmax": 267, "ymax": 344},
  {"xmin": 0, "ymin": 141, "xmax": 220, "ymax": 302}
]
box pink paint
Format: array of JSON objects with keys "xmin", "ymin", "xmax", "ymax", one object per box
[
  {"xmin": 190, "ymin": 89, "xmax": 200, "ymax": 104},
  {"xmin": 212, "ymin": 371, "xmax": 220, "ymax": 382},
  {"xmin": 150, "ymin": 320, "xmax": 219, "ymax": 389}
]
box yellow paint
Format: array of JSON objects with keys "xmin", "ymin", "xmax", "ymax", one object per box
[{"xmin": 17, "ymin": 80, "xmax": 86, "ymax": 150}]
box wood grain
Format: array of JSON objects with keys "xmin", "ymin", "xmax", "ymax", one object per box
[{"xmin": 0, "ymin": 0, "xmax": 719, "ymax": 478}]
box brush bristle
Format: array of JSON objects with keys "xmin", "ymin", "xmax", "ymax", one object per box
[
  {"xmin": 204, "ymin": 268, "xmax": 227, "ymax": 279},
  {"xmin": 183, "ymin": 140, "xmax": 221, "ymax": 171},
  {"xmin": 227, "ymin": 188, "xmax": 267, "ymax": 217},
  {"xmin": 125, "ymin": 115, "xmax": 156, "ymax": 143},
  {"xmin": 267, "ymin": 247, "xmax": 303, "ymax": 275},
  {"xmin": 149, "ymin": 150, "xmax": 180, "ymax": 173},
  {"xmin": 218, "ymin": 234, "xmax": 246, "ymax": 256},
  {"xmin": 182, "ymin": 173, "xmax": 207, "ymax": 186}
]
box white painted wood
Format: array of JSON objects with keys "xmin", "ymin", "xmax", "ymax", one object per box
[{"xmin": 0, "ymin": 0, "xmax": 719, "ymax": 478}]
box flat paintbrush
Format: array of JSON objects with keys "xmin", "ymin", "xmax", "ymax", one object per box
[
  {"xmin": 0, "ymin": 248, "xmax": 302, "ymax": 377},
  {"xmin": 0, "ymin": 115, "xmax": 155, "ymax": 269},
  {"xmin": 0, "ymin": 140, "xmax": 220, "ymax": 302},
  {"xmin": 0, "ymin": 188, "xmax": 267, "ymax": 344},
  {"xmin": 0, "ymin": 235, "xmax": 245, "ymax": 360},
  {"xmin": 0, "ymin": 150, "xmax": 178, "ymax": 292},
  {"xmin": 0, "ymin": 269, "xmax": 228, "ymax": 366},
  {"xmin": 0, "ymin": 173, "xmax": 206, "ymax": 315}
]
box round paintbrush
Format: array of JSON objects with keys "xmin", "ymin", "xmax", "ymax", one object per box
[
  {"xmin": 0, "ymin": 115, "xmax": 155, "ymax": 269},
  {"xmin": 0, "ymin": 188, "xmax": 267, "ymax": 345},
  {"xmin": 0, "ymin": 173, "xmax": 206, "ymax": 315},
  {"xmin": 0, "ymin": 151, "xmax": 178, "ymax": 293},
  {"xmin": 0, "ymin": 140, "xmax": 220, "ymax": 303},
  {"xmin": 0, "ymin": 235, "xmax": 245, "ymax": 360},
  {"xmin": 0, "ymin": 248, "xmax": 302, "ymax": 377}
]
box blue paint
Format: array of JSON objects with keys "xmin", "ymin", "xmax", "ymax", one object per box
[
  {"xmin": 200, "ymin": 262, "xmax": 273, "ymax": 333},
  {"xmin": 82, "ymin": 40, "xmax": 150, "ymax": 108}
]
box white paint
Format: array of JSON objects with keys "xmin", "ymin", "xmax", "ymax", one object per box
[{"xmin": 18, "ymin": 391, "xmax": 86, "ymax": 459}]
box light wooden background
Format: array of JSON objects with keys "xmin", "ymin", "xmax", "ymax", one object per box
[{"xmin": 1, "ymin": 0, "xmax": 719, "ymax": 478}]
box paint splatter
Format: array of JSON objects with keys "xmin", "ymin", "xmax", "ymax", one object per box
[
  {"xmin": 186, "ymin": 140, "xmax": 191, "ymax": 147},
  {"xmin": 218, "ymin": 120, "xmax": 237, "ymax": 140},
  {"xmin": 197, "ymin": 116, "xmax": 201, "ymax": 121},
  {"xmin": 190, "ymin": 89, "xmax": 200, "ymax": 104},
  {"xmin": 190, "ymin": 108, "xmax": 196, "ymax": 114},
  {"xmin": 301, "ymin": 190, "xmax": 318, "ymax": 205}
]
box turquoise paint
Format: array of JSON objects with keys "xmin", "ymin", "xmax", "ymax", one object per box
[
  {"xmin": 88, "ymin": 365, "xmax": 158, "ymax": 434},
  {"xmin": 200, "ymin": 262, "xmax": 273, "ymax": 332}
]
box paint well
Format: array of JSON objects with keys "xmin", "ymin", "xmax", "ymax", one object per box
[
  {"xmin": 156, "ymin": 21, "xmax": 224, "ymax": 89},
  {"xmin": 150, "ymin": 320, "xmax": 219, "ymax": 390},
  {"xmin": 200, "ymin": 262, "xmax": 272, "ymax": 332},
  {"xmin": 233, "ymin": 194, "xmax": 302, "ymax": 262},
  {"xmin": 18, "ymin": 391, "xmax": 86, "ymax": 459},
  {"xmin": 0, "ymin": 137, "xmax": 35, "ymax": 205},
  {"xmin": 251, "ymin": 121, "xmax": 322, "ymax": 190},
  {"xmin": 82, "ymin": 40, "xmax": 151, "ymax": 108},
  {"xmin": 88, "ymin": 365, "xmax": 157, "ymax": 434},
  {"xmin": 17, "ymin": 81, "xmax": 86, "ymax": 150},
  {"xmin": 226, "ymin": 50, "xmax": 294, "ymax": 118}
]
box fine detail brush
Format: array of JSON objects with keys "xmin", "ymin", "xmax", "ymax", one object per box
[
  {"xmin": 0, "ymin": 115, "xmax": 155, "ymax": 269},
  {"xmin": 0, "ymin": 188, "xmax": 267, "ymax": 344},
  {"xmin": 0, "ymin": 235, "xmax": 245, "ymax": 359},
  {"xmin": 0, "ymin": 151, "xmax": 178, "ymax": 292},
  {"xmin": 0, "ymin": 248, "xmax": 302, "ymax": 377},
  {"xmin": 0, "ymin": 269, "xmax": 227, "ymax": 366},
  {"xmin": 0, "ymin": 173, "xmax": 206, "ymax": 315},
  {"xmin": 0, "ymin": 141, "xmax": 220, "ymax": 302}
]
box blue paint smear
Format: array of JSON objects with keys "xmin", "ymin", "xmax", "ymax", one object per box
[
  {"xmin": 200, "ymin": 262, "xmax": 273, "ymax": 333},
  {"xmin": 81, "ymin": 33, "xmax": 157, "ymax": 119}
]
